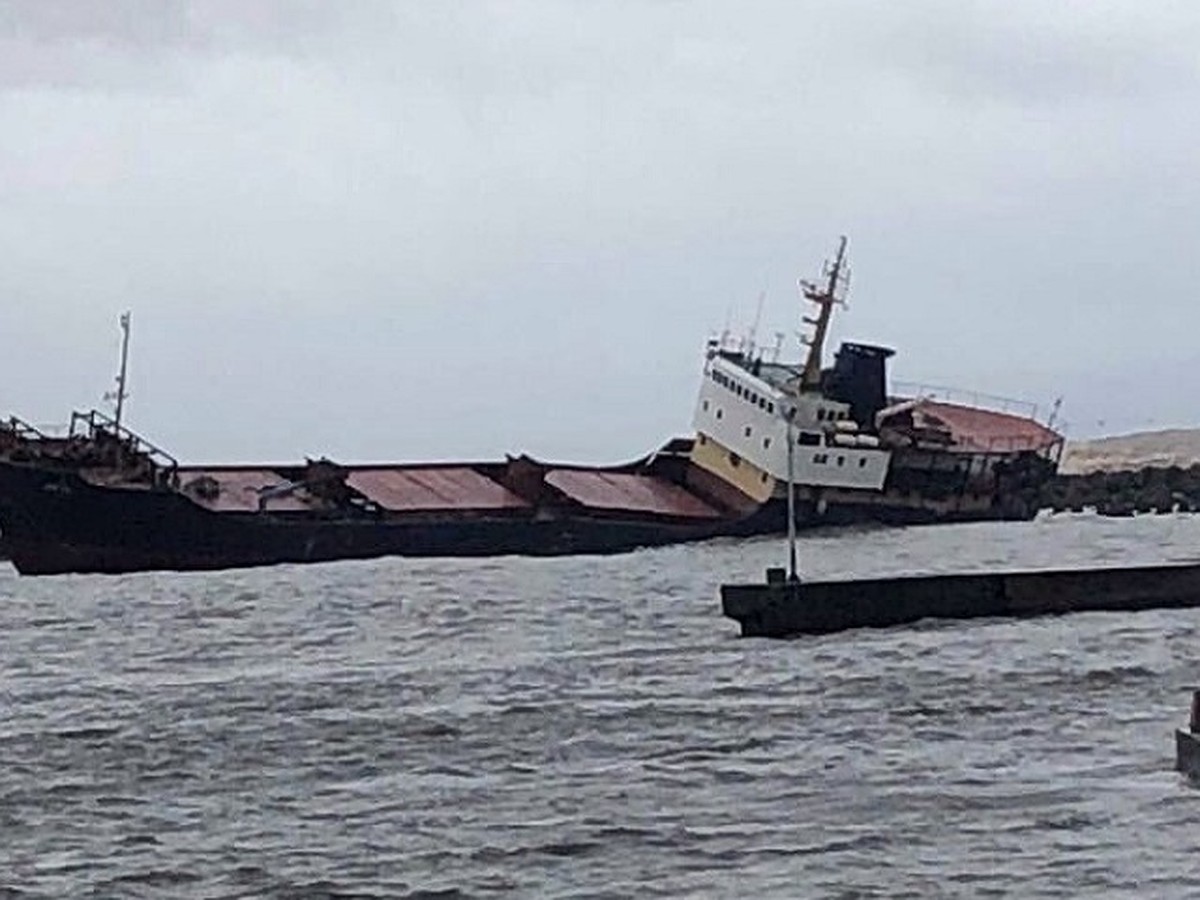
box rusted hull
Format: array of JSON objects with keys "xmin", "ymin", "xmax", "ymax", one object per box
[
  {"xmin": 0, "ymin": 454, "xmax": 1051, "ymax": 576},
  {"xmin": 0, "ymin": 462, "xmax": 746, "ymax": 575}
]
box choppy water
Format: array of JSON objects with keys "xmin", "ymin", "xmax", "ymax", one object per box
[{"xmin": 3, "ymin": 512, "xmax": 1200, "ymax": 898}]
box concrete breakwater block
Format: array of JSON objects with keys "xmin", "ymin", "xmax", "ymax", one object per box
[{"xmin": 1042, "ymin": 464, "xmax": 1200, "ymax": 516}]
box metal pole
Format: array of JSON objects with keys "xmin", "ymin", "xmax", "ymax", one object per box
[
  {"xmin": 786, "ymin": 411, "xmax": 798, "ymax": 582},
  {"xmin": 114, "ymin": 311, "xmax": 131, "ymax": 431}
]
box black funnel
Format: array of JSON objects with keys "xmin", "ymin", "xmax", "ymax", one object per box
[{"xmin": 825, "ymin": 342, "xmax": 895, "ymax": 430}]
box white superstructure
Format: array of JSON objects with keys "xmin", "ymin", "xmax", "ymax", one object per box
[
  {"xmin": 691, "ymin": 351, "xmax": 891, "ymax": 492},
  {"xmin": 688, "ymin": 236, "xmax": 891, "ymax": 497}
]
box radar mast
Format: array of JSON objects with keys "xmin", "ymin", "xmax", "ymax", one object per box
[{"xmin": 799, "ymin": 236, "xmax": 849, "ymax": 391}]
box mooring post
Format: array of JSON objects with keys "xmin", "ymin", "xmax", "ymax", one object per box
[{"xmin": 1191, "ymin": 690, "xmax": 1200, "ymax": 735}]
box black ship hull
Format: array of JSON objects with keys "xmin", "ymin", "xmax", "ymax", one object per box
[
  {"xmin": 0, "ymin": 462, "xmax": 758, "ymax": 575},
  {"xmin": 0, "ymin": 454, "xmax": 1050, "ymax": 576}
]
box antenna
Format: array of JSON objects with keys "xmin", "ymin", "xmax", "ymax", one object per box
[
  {"xmin": 798, "ymin": 236, "xmax": 850, "ymax": 391},
  {"xmin": 107, "ymin": 312, "xmax": 132, "ymax": 430},
  {"xmin": 720, "ymin": 305, "xmax": 733, "ymax": 349},
  {"xmin": 1047, "ymin": 396, "xmax": 1064, "ymax": 430},
  {"xmin": 747, "ymin": 289, "xmax": 767, "ymax": 358}
]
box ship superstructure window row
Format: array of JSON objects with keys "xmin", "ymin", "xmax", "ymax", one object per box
[
  {"xmin": 817, "ymin": 408, "xmax": 850, "ymax": 422},
  {"xmin": 709, "ymin": 367, "xmax": 852, "ymax": 424},
  {"xmin": 708, "ymin": 367, "xmax": 775, "ymax": 414}
]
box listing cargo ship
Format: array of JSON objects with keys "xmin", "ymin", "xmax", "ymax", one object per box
[{"xmin": 0, "ymin": 240, "xmax": 1063, "ymax": 575}]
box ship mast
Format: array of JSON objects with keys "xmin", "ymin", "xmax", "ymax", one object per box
[
  {"xmin": 112, "ymin": 311, "xmax": 131, "ymax": 430},
  {"xmin": 799, "ymin": 236, "xmax": 849, "ymax": 391}
]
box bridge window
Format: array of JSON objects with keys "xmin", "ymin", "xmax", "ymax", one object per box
[
  {"xmin": 716, "ymin": 409, "xmax": 723, "ymax": 420},
  {"xmin": 797, "ymin": 432, "xmax": 820, "ymax": 446},
  {"xmin": 763, "ymin": 437, "xmax": 772, "ymax": 449},
  {"xmin": 859, "ymin": 458, "xmax": 868, "ymax": 468},
  {"xmin": 744, "ymin": 426, "xmax": 752, "ymax": 438},
  {"xmin": 837, "ymin": 456, "xmax": 845, "ymax": 466},
  {"xmin": 702, "ymin": 400, "xmax": 710, "ymax": 412}
]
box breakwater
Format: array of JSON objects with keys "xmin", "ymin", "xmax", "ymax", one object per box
[
  {"xmin": 1041, "ymin": 464, "xmax": 1200, "ymax": 517},
  {"xmin": 722, "ymin": 562, "xmax": 1200, "ymax": 638}
]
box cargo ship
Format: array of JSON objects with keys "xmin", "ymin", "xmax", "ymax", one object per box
[{"xmin": 0, "ymin": 241, "xmax": 1063, "ymax": 575}]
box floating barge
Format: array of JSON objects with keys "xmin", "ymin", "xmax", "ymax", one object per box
[{"xmin": 721, "ymin": 563, "xmax": 1200, "ymax": 638}]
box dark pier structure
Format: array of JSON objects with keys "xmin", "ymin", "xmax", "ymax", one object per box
[
  {"xmin": 721, "ymin": 563, "xmax": 1200, "ymax": 638},
  {"xmin": 1179, "ymin": 691, "xmax": 1200, "ymax": 780}
]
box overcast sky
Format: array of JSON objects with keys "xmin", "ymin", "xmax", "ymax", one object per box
[{"xmin": 2, "ymin": 1, "xmax": 1198, "ymax": 463}]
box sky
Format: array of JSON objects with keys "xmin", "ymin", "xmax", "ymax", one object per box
[{"xmin": 2, "ymin": 0, "xmax": 1198, "ymax": 463}]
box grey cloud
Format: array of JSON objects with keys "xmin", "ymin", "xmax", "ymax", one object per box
[
  {"xmin": 860, "ymin": 0, "xmax": 1200, "ymax": 105},
  {"xmin": 1, "ymin": 2, "xmax": 1199, "ymax": 460},
  {"xmin": 0, "ymin": 0, "xmax": 397, "ymax": 89}
]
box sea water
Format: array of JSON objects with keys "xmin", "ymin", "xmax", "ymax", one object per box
[{"xmin": 2, "ymin": 513, "xmax": 1199, "ymax": 898}]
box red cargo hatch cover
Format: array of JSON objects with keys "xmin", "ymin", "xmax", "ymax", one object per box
[
  {"xmin": 545, "ymin": 470, "xmax": 721, "ymax": 519},
  {"xmin": 346, "ymin": 468, "xmax": 530, "ymax": 512},
  {"xmin": 180, "ymin": 469, "xmax": 311, "ymax": 512},
  {"xmin": 919, "ymin": 401, "xmax": 1061, "ymax": 453}
]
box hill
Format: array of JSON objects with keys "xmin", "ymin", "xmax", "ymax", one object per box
[{"xmin": 1059, "ymin": 429, "xmax": 1200, "ymax": 475}]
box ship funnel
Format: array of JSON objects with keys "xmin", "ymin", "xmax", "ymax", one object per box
[{"xmin": 825, "ymin": 342, "xmax": 894, "ymax": 431}]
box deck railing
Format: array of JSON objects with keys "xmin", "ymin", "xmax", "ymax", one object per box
[
  {"xmin": 69, "ymin": 409, "xmax": 179, "ymax": 476},
  {"xmin": 891, "ymin": 381, "xmax": 1041, "ymax": 421},
  {"xmin": 1, "ymin": 415, "xmax": 49, "ymax": 441}
]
